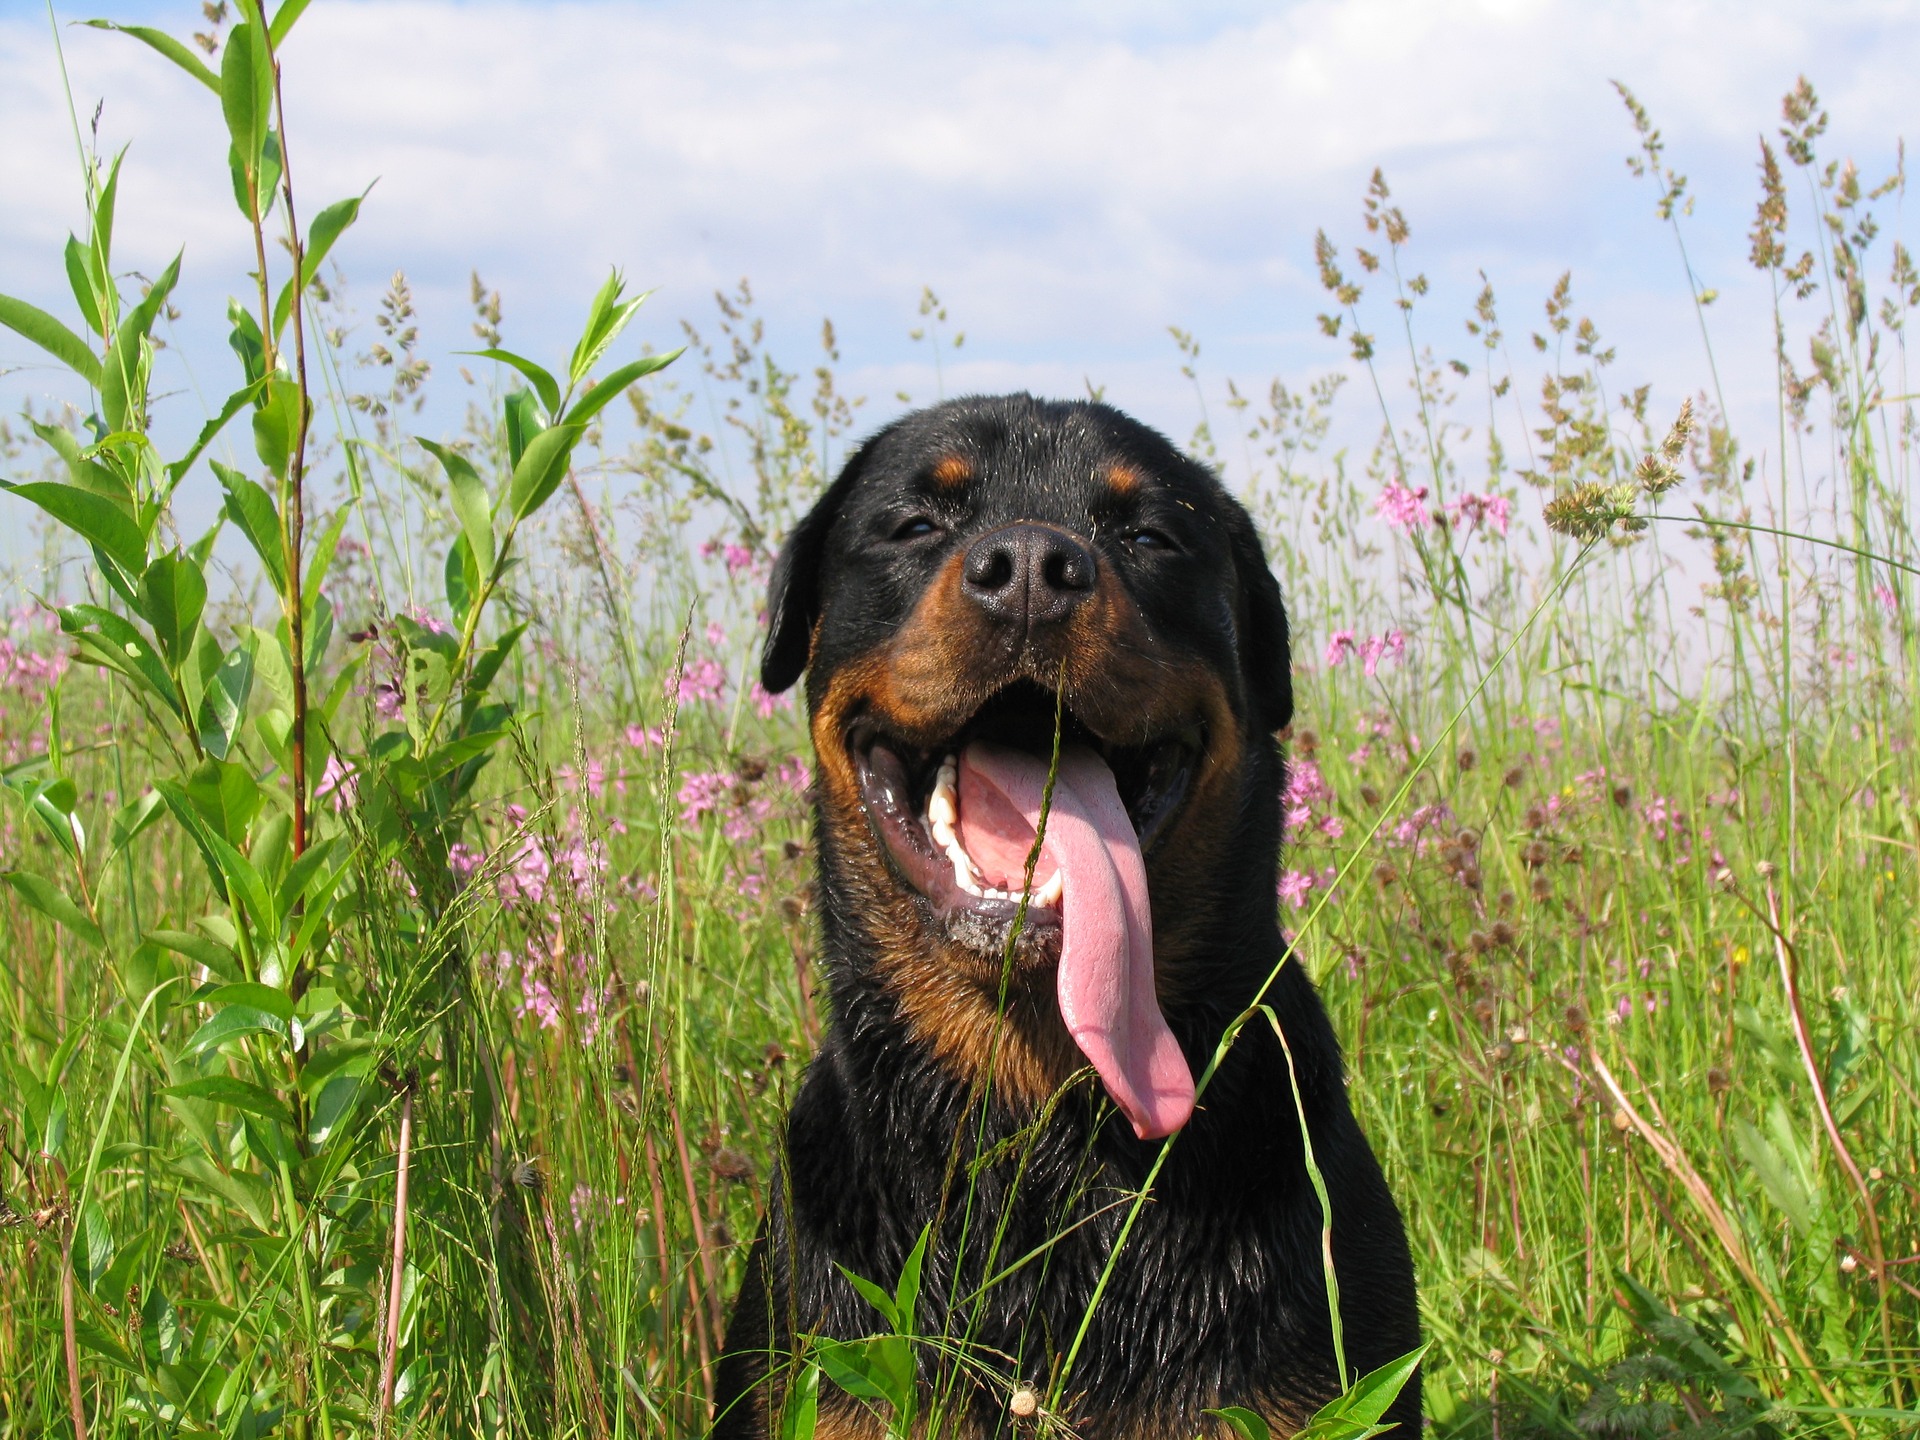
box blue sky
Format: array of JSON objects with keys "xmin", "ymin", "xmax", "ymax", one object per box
[{"xmin": 2, "ymin": 0, "xmax": 1915, "ymax": 556}]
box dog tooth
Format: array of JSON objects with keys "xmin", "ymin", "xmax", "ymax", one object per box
[
  {"xmin": 928, "ymin": 788, "xmax": 956, "ymax": 827},
  {"xmin": 1033, "ymin": 871, "xmax": 1063, "ymax": 907}
]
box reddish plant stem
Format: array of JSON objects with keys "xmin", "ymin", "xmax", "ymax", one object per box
[
  {"xmin": 379, "ymin": 1088, "xmax": 414, "ymax": 1423},
  {"xmin": 62, "ymin": 1228, "xmax": 87, "ymax": 1440}
]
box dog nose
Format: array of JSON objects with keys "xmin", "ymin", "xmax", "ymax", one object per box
[{"xmin": 962, "ymin": 524, "xmax": 1096, "ymax": 628}]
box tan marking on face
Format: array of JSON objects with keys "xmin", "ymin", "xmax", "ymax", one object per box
[
  {"xmin": 1106, "ymin": 462, "xmax": 1143, "ymax": 495},
  {"xmin": 931, "ymin": 454, "xmax": 972, "ymax": 488}
]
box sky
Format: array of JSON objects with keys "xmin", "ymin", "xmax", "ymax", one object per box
[{"xmin": 1, "ymin": 0, "xmax": 1915, "ymax": 561}]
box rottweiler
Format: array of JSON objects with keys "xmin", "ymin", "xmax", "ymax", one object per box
[{"xmin": 713, "ymin": 394, "xmax": 1420, "ymax": 1439}]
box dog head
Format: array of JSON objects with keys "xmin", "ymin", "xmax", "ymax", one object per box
[{"xmin": 762, "ymin": 394, "xmax": 1291, "ymax": 1136}]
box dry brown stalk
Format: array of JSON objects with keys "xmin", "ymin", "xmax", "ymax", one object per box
[
  {"xmin": 62, "ymin": 1227, "xmax": 87, "ymax": 1440},
  {"xmin": 1764, "ymin": 887, "xmax": 1903, "ymax": 1408},
  {"xmin": 1586, "ymin": 1045, "xmax": 1855, "ymax": 1434}
]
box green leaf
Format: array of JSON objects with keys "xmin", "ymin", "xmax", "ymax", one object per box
[
  {"xmin": 464, "ymin": 347, "xmax": 560, "ymax": 416},
  {"xmin": 59, "ymin": 603, "xmax": 180, "ymax": 715},
  {"xmin": 444, "ymin": 532, "xmax": 478, "ymax": 622},
  {"xmin": 228, "ymin": 299, "xmax": 267, "ymax": 388},
  {"xmin": 893, "ymin": 1225, "xmax": 928, "ymax": 1334},
  {"xmin": 100, "ymin": 249, "xmax": 182, "ymax": 433},
  {"xmin": 505, "ymin": 421, "xmax": 584, "ymax": 521},
  {"xmin": 107, "ymin": 790, "xmax": 167, "ymax": 860},
  {"xmin": 252, "ymin": 375, "xmax": 304, "ymax": 477},
  {"xmin": 197, "ymin": 646, "xmax": 256, "ymax": 761},
  {"xmin": 146, "ymin": 927, "xmax": 240, "ymax": 980},
  {"xmin": 182, "ymin": 757, "xmax": 264, "ymax": 847},
  {"xmin": 307, "ymin": 1069, "xmax": 364, "ymax": 1146},
  {"xmin": 181, "ymin": 1004, "xmax": 289, "ymax": 1058},
  {"xmin": 567, "ymin": 271, "xmax": 651, "ymax": 387},
  {"xmin": 161, "ymin": 1076, "xmax": 294, "ymax": 1128},
  {"xmin": 82, "ymin": 21, "xmax": 220, "ymax": 92},
  {"xmin": 65, "ymin": 235, "xmax": 104, "ymax": 338},
  {"xmin": 0, "ymin": 293, "xmax": 104, "ymax": 387},
  {"xmin": 303, "ymin": 503, "xmax": 353, "ymax": 614},
  {"xmin": 220, "ymin": 21, "xmax": 273, "ymax": 190},
  {"xmin": 1207, "ymin": 1407, "xmax": 1275, "ymax": 1440},
  {"xmin": 3, "ymin": 481, "xmax": 147, "ymax": 571},
  {"xmin": 91, "ymin": 146, "xmax": 126, "ymax": 296},
  {"xmin": 563, "ymin": 349, "xmax": 682, "ymax": 427},
  {"xmin": 1294, "ymin": 1344, "xmax": 1429, "ymax": 1440},
  {"xmin": 839, "ymin": 1269, "xmax": 897, "ymax": 1331},
  {"xmin": 213, "ymin": 461, "xmax": 289, "ymax": 594},
  {"xmin": 166, "ymin": 379, "xmax": 266, "ymax": 491},
  {"xmin": 812, "ymin": 1338, "xmax": 893, "ymax": 1403},
  {"xmin": 138, "ymin": 551, "xmax": 208, "ymax": 664},
  {"xmin": 269, "ymin": 0, "xmax": 312, "ymax": 46},
  {"xmin": 2, "ymin": 870, "xmax": 105, "ymax": 948},
  {"xmin": 777, "ymin": 1359, "xmax": 820, "ymax": 1440},
  {"xmin": 1734, "ymin": 1115, "xmax": 1815, "ymax": 1233},
  {"xmin": 503, "ymin": 386, "xmax": 545, "ymax": 467},
  {"xmin": 468, "ymin": 622, "xmax": 526, "ymax": 696},
  {"xmin": 228, "ymin": 128, "xmax": 284, "ymax": 224},
  {"xmin": 27, "ymin": 419, "xmax": 128, "ymax": 503},
  {"xmin": 272, "ymin": 188, "xmax": 369, "ymax": 338},
  {"xmin": 419, "ymin": 437, "xmax": 495, "ymax": 571}
]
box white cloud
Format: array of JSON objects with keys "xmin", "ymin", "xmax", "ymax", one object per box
[{"xmin": 1, "ymin": 0, "xmax": 1913, "ymax": 509}]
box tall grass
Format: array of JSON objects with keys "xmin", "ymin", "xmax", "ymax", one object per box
[{"xmin": 1, "ymin": 7, "xmax": 1915, "ymax": 1437}]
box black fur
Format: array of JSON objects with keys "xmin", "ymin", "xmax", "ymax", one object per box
[{"xmin": 715, "ymin": 395, "xmax": 1419, "ymax": 1438}]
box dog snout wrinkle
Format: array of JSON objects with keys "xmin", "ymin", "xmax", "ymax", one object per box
[{"xmin": 962, "ymin": 522, "xmax": 1096, "ymax": 631}]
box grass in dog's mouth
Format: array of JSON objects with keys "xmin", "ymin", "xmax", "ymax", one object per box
[{"xmin": 848, "ymin": 681, "xmax": 1200, "ymax": 923}]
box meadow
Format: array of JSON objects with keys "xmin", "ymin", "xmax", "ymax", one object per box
[{"xmin": 1, "ymin": 5, "xmax": 1916, "ymax": 1436}]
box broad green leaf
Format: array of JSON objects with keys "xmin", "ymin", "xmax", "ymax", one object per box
[
  {"xmin": 220, "ymin": 22, "xmax": 273, "ymax": 193},
  {"xmin": 299, "ymin": 1036, "xmax": 373, "ymax": 1095},
  {"xmin": 4, "ymin": 482, "xmax": 146, "ymax": 570},
  {"xmin": 82, "ymin": 21, "xmax": 220, "ymax": 91},
  {"xmin": 182, "ymin": 757, "xmax": 264, "ymax": 846},
  {"xmin": 464, "ymin": 347, "xmax": 560, "ymax": 415},
  {"xmin": 213, "ymin": 462, "xmax": 289, "ymax": 594},
  {"xmin": 2, "ymin": 870, "xmax": 105, "ymax": 948},
  {"xmin": 161, "ymin": 1076, "xmax": 294, "ymax": 1128},
  {"xmin": 272, "ymin": 188, "xmax": 369, "ymax": 338},
  {"xmin": 839, "ymin": 1269, "xmax": 897, "ymax": 1330},
  {"xmin": 419, "ymin": 437, "xmax": 495, "ymax": 569},
  {"xmin": 505, "ymin": 421, "xmax": 584, "ymax": 521},
  {"xmin": 228, "ymin": 128, "xmax": 284, "ymax": 229},
  {"xmin": 197, "ymin": 645, "xmax": 255, "ymax": 761},
  {"xmin": 252, "ymin": 374, "xmax": 304, "ymax": 477},
  {"xmin": 146, "ymin": 926, "xmax": 240, "ymax": 980},
  {"xmin": 1, "ymin": 762, "xmax": 83, "ymax": 864},
  {"xmin": 1295, "ymin": 1344, "xmax": 1429, "ymax": 1439},
  {"xmin": 59, "ymin": 603, "xmax": 180, "ymax": 715},
  {"xmin": 503, "ymin": 386, "xmax": 545, "ymax": 467},
  {"xmin": 812, "ymin": 1338, "xmax": 893, "ymax": 1403},
  {"xmin": 563, "ymin": 348, "xmax": 683, "ymax": 426},
  {"xmin": 305, "ymin": 590, "xmax": 335, "ymax": 672},
  {"xmin": 182, "ymin": 1004, "xmax": 290, "ymax": 1059},
  {"xmin": 242, "ymin": 625, "xmax": 296, "ymax": 708},
  {"xmin": 139, "ymin": 551, "xmax": 208, "ymax": 664},
  {"xmin": 275, "ymin": 837, "xmax": 336, "ymax": 929},
  {"xmin": 0, "ymin": 292, "xmax": 102, "ymax": 387},
  {"xmin": 307, "ymin": 1070, "xmax": 363, "ymax": 1146},
  {"xmin": 893, "ymin": 1225, "xmax": 929, "ymax": 1333},
  {"xmin": 1734, "ymin": 1115, "xmax": 1815, "ymax": 1233}
]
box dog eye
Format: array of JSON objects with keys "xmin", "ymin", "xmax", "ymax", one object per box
[
  {"xmin": 891, "ymin": 516, "xmax": 940, "ymax": 541},
  {"xmin": 1127, "ymin": 528, "xmax": 1174, "ymax": 550}
]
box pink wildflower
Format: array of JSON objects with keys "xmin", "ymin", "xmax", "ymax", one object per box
[
  {"xmin": 317, "ymin": 755, "xmax": 358, "ymax": 813},
  {"xmin": 1358, "ymin": 631, "xmax": 1406, "ymax": 678},
  {"xmin": 1446, "ymin": 492, "xmax": 1512, "ymax": 536},
  {"xmin": 750, "ymin": 681, "xmax": 794, "ymax": 718},
  {"xmin": 777, "ymin": 756, "xmax": 813, "ymax": 794},
  {"xmin": 1374, "ymin": 480, "xmax": 1432, "ymax": 530},
  {"xmin": 1874, "ymin": 583, "xmax": 1898, "ymax": 618},
  {"xmin": 674, "ymin": 658, "xmax": 727, "ymax": 705},
  {"xmin": 625, "ymin": 724, "xmax": 664, "ymax": 750},
  {"xmin": 724, "ymin": 543, "xmax": 756, "ymax": 576},
  {"xmin": 1324, "ymin": 630, "xmax": 1356, "ymax": 667},
  {"xmin": 677, "ymin": 770, "xmax": 736, "ymax": 824}
]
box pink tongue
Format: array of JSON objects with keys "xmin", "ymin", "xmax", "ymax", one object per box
[{"xmin": 957, "ymin": 742, "xmax": 1195, "ymax": 1138}]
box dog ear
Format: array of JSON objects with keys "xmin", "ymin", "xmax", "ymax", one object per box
[
  {"xmin": 760, "ymin": 443, "xmax": 872, "ymax": 694},
  {"xmin": 1224, "ymin": 506, "xmax": 1293, "ymax": 732}
]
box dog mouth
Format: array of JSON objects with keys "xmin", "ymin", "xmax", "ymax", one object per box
[
  {"xmin": 845, "ymin": 680, "xmax": 1202, "ymax": 1139},
  {"xmin": 846, "ymin": 681, "xmax": 1200, "ymax": 929}
]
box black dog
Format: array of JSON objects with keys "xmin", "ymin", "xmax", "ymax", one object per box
[{"xmin": 714, "ymin": 395, "xmax": 1419, "ymax": 1439}]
